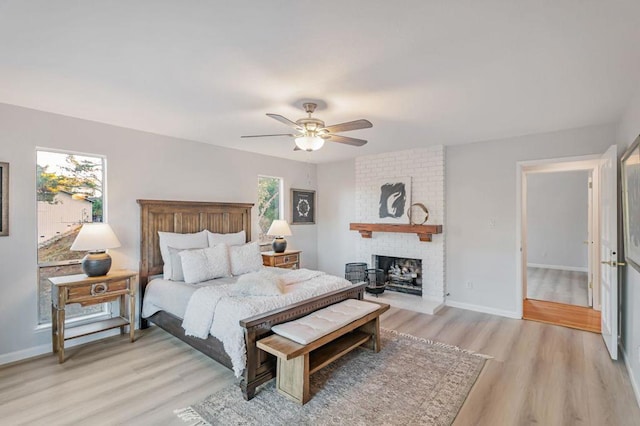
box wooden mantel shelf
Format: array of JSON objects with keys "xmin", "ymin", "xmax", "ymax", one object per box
[{"xmin": 349, "ymin": 223, "xmax": 443, "ymax": 242}]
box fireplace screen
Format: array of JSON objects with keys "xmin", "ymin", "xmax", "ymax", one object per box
[{"xmin": 373, "ymin": 255, "xmax": 422, "ymax": 296}]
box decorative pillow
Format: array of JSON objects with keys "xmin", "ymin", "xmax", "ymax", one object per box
[
  {"xmin": 233, "ymin": 270, "xmax": 285, "ymax": 296},
  {"xmin": 229, "ymin": 242, "xmax": 263, "ymax": 276},
  {"xmin": 167, "ymin": 246, "xmax": 199, "ymax": 281},
  {"xmin": 179, "ymin": 244, "xmax": 231, "ymax": 284},
  {"xmin": 158, "ymin": 230, "xmax": 209, "ymax": 280},
  {"xmin": 207, "ymin": 230, "xmax": 246, "ymax": 247}
]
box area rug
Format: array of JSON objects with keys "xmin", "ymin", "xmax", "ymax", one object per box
[{"xmin": 175, "ymin": 329, "xmax": 490, "ymax": 426}]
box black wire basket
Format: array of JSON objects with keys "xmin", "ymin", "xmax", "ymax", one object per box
[
  {"xmin": 365, "ymin": 268, "xmax": 386, "ymax": 296},
  {"xmin": 345, "ymin": 262, "xmax": 368, "ymax": 284}
]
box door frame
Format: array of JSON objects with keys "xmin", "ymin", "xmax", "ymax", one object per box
[{"xmin": 515, "ymin": 154, "xmax": 601, "ymax": 317}]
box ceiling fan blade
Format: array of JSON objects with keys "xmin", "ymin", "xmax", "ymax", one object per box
[
  {"xmin": 266, "ymin": 113, "xmax": 303, "ymax": 130},
  {"xmin": 327, "ymin": 134, "xmax": 368, "ymax": 147},
  {"xmin": 323, "ymin": 119, "xmax": 372, "ymax": 133},
  {"xmin": 241, "ymin": 133, "xmax": 296, "ymax": 138}
]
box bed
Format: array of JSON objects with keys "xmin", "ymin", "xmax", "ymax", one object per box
[{"xmin": 137, "ymin": 199, "xmax": 366, "ymax": 400}]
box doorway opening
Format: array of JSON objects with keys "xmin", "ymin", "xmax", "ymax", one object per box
[
  {"xmin": 517, "ymin": 156, "xmax": 602, "ymax": 333},
  {"xmin": 526, "ymin": 170, "xmax": 592, "ymax": 307}
]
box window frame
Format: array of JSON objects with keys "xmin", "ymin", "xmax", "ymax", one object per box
[
  {"xmin": 257, "ymin": 175, "xmax": 284, "ymax": 245},
  {"xmin": 35, "ymin": 148, "xmax": 110, "ymax": 327}
]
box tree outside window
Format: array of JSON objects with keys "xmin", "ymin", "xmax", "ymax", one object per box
[
  {"xmin": 37, "ymin": 150, "xmax": 106, "ymax": 324},
  {"xmin": 258, "ymin": 176, "xmax": 283, "ymax": 243}
]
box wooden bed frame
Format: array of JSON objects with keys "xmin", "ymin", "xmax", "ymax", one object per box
[{"xmin": 137, "ymin": 199, "xmax": 366, "ymax": 400}]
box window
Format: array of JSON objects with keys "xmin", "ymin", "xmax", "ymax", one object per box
[
  {"xmin": 37, "ymin": 150, "xmax": 106, "ymax": 325},
  {"xmin": 257, "ymin": 176, "xmax": 283, "ymax": 244}
]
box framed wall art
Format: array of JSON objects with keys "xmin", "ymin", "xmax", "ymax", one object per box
[
  {"xmin": 376, "ymin": 176, "xmax": 411, "ymax": 224},
  {"xmin": 0, "ymin": 162, "xmax": 8, "ymax": 236},
  {"xmin": 622, "ymin": 135, "xmax": 640, "ymax": 272},
  {"xmin": 291, "ymin": 188, "xmax": 316, "ymax": 225}
]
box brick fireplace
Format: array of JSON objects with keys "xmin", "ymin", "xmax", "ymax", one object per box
[{"xmin": 354, "ymin": 146, "xmax": 445, "ymax": 314}]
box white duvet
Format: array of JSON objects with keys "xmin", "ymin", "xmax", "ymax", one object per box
[{"xmin": 181, "ymin": 269, "xmax": 351, "ymax": 377}]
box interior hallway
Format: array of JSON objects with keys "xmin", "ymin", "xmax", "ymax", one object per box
[{"xmin": 527, "ymin": 266, "xmax": 589, "ymax": 307}]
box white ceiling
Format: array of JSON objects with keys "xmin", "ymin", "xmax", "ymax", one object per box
[{"xmin": 1, "ymin": 0, "xmax": 639, "ymax": 163}]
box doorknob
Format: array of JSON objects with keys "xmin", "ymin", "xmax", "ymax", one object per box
[{"xmin": 601, "ymin": 260, "xmax": 627, "ymax": 267}]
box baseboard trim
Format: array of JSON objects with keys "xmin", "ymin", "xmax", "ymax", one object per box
[
  {"xmin": 621, "ymin": 346, "xmax": 640, "ymax": 409},
  {"xmin": 446, "ymin": 300, "xmax": 521, "ymax": 319},
  {"xmin": 0, "ymin": 328, "xmax": 123, "ymax": 367},
  {"xmin": 527, "ymin": 263, "xmax": 588, "ymax": 273}
]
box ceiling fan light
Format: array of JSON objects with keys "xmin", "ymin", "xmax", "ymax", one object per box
[{"xmin": 295, "ymin": 135, "xmax": 325, "ymax": 151}]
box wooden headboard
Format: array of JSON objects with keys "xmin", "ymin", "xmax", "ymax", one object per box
[{"xmin": 137, "ymin": 199, "xmax": 253, "ymax": 296}]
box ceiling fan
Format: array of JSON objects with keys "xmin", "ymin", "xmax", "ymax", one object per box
[{"xmin": 241, "ymin": 102, "xmax": 373, "ymax": 151}]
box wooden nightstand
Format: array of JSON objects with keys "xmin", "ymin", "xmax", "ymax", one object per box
[
  {"xmin": 262, "ymin": 250, "xmax": 301, "ymax": 269},
  {"xmin": 49, "ymin": 269, "xmax": 137, "ymax": 363}
]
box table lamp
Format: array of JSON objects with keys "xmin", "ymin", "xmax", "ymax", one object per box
[
  {"xmin": 71, "ymin": 223, "xmax": 121, "ymax": 276},
  {"xmin": 267, "ymin": 220, "xmax": 292, "ymax": 253}
]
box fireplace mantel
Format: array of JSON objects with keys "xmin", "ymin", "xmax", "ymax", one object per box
[{"xmin": 349, "ymin": 223, "xmax": 443, "ymax": 242}]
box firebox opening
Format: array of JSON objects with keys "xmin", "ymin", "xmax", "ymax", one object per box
[{"xmin": 373, "ymin": 255, "xmax": 422, "ymax": 296}]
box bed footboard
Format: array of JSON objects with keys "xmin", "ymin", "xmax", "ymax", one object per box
[{"xmin": 238, "ymin": 282, "xmax": 367, "ymax": 400}]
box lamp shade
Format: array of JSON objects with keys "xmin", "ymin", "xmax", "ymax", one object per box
[
  {"xmin": 295, "ymin": 135, "xmax": 325, "ymax": 151},
  {"xmin": 266, "ymin": 220, "xmax": 292, "ymax": 237},
  {"xmin": 71, "ymin": 223, "xmax": 121, "ymax": 251}
]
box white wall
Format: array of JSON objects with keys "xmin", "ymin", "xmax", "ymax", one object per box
[
  {"xmin": 0, "ymin": 103, "xmax": 318, "ymax": 361},
  {"xmin": 446, "ymin": 124, "xmax": 615, "ymax": 316},
  {"xmin": 316, "ymin": 159, "xmax": 357, "ymax": 277},
  {"xmin": 617, "ymin": 85, "xmax": 640, "ymax": 402},
  {"xmin": 526, "ymin": 170, "xmax": 589, "ymax": 270}
]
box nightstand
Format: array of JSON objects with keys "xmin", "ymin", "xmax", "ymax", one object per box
[
  {"xmin": 262, "ymin": 250, "xmax": 301, "ymax": 269},
  {"xmin": 49, "ymin": 270, "xmax": 137, "ymax": 363}
]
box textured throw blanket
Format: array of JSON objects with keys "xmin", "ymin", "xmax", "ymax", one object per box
[{"xmin": 181, "ymin": 269, "xmax": 351, "ymax": 377}]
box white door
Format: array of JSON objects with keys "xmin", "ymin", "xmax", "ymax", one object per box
[{"xmin": 600, "ymin": 144, "xmax": 618, "ymax": 360}]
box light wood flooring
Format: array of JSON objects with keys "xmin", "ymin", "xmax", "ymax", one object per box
[
  {"xmin": 527, "ymin": 267, "xmax": 589, "ymax": 306},
  {"xmin": 1, "ymin": 306, "xmax": 639, "ymax": 425},
  {"xmin": 524, "ymin": 298, "xmax": 601, "ymax": 333}
]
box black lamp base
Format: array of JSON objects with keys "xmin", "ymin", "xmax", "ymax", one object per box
[
  {"xmin": 82, "ymin": 251, "xmax": 112, "ymax": 277},
  {"xmin": 272, "ymin": 237, "xmax": 287, "ymax": 253}
]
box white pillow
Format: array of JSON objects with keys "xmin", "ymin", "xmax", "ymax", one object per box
[
  {"xmin": 207, "ymin": 230, "xmax": 246, "ymax": 247},
  {"xmin": 179, "ymin": 244, "xmax": 231, "ymax": 284},
  {"xmin": 167, "ymin": 246, "xmax": 200, "ymax": 281},
  {"xmin": 229, "ymin": 242, "xmax": 263, "ymax": 276},
  {"xmin": 233, "ymin": 270, "xmax": 285, "ymax": 296},
  {"xmin": 158, "ymin": 230, "xmax": 209, "ymax": 280}
]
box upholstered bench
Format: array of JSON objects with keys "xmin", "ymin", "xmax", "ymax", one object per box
[{"xmin": 256, "ymin": 299, "xmax": 390, "ymax": 404}]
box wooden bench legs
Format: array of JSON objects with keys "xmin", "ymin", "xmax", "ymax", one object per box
[
  {"xmin": 358, "ymin": 316, "xmax": 381, "ymax": 352},
  {"xmin": 277, "ymin": 354, "xmax": 311, "ymax": 404},
  {"xmin": 272, "ymin": 316, "xmax": 382, "ymax": 404}
]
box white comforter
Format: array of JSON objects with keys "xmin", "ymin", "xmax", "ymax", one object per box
[{"xmin": 181, "ymin": 269, "xmax": 351, "ymax": 377}]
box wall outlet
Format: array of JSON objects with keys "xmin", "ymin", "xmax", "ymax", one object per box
[
  {"xmin": 488, "ymin": 219, "xmax": 496, "ymax": 229},
  {"xmin": 465, "ymin": 281, "xmax": 473, "ymax": 289}
]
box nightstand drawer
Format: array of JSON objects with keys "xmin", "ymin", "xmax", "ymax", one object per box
[
  {"xmin": 66, "ymin": 280, "xmax": 128, "ymax": 303},
  {"xmin": 275, "ymin": 253, "xmax": 299, "ymax": 266}
]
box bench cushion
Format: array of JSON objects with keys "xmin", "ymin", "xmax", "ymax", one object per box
[{"xmin": 271, "ymin": 299, "xmax": 381, "ymax": 345}]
